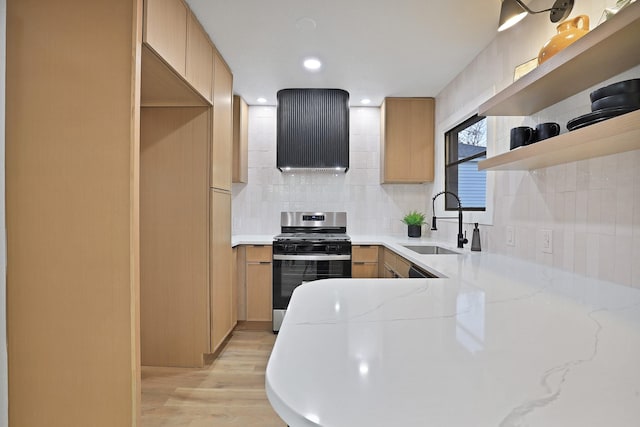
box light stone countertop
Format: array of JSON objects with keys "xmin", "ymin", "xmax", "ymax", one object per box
[{"xmin": 239, "ymin": 234, "xmax": 640, "ymax": 426}]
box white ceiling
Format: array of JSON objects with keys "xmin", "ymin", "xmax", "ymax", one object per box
[{"xmin": 185, "ymin": 0, "xmax": 502, "ymax": 106}]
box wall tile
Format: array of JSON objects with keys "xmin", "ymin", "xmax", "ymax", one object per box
[
  {"xmin": 573, "ymin": 232, "xmax": 587, "ymax": 276},
  {"xmin": 587, "ymin": 189, "xmax": 603, "ymax": 234},
  {"xmin": 597, "ymin": 234, "xmax": 616, "ymax": 282},
  {"xmin": 633, "ymin": 235, "xmax": 640, "ymax": 289},
  {"xmin": 232, "ymin": 106, "xmax": 431, "ymax": 235},
  {"xmin": 613, "ymin": 235, "xmax": 633, "ymax": 286},
  {"xmin": 585, "ymin": 233, "xmax": 600, "ymax": 278}
]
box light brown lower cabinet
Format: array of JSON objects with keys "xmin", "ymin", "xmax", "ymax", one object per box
[
  {"xmin": 238, "ymin": 245, "xmax": 272, "ymax": 322},
  {"xmin": 352, "ymin": 245, "xmax": 379, "ymax": 278},
  {"xmin": 232, "ymin": 247, "xmax": 238, "ymax": 325},
  {"xmin": 381, "ymin": 247, "xmax": 411, "ymax": 278}
]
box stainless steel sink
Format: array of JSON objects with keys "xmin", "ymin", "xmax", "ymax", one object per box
[{"xmin": 402, "ymin": 245, "xmax": 459, "ymax": 255}]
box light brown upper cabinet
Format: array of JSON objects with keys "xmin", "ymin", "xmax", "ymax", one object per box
[
  {"xmin": 143, "ymin": 0, "xmax": 188, "ymax": 77},
  {"xmin": 233, "ymin": 95, "xmax": 249, "ymax": 183},
  {"xmin": 211, "ymin": 52, "xmax": 234, "ymax": 190},
  {"xmin": 186, "ymin": 12, "xmax": 213, "ymax": 103},
  {"xmin": 380, "ymin": 97, "xmax": 435, "ymax": 183}
]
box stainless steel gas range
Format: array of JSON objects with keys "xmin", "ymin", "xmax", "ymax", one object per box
[{"xmin": 272, "ymin": 212, "xmax": 352, "ymax": 332}]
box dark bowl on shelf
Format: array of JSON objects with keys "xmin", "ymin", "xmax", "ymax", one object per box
[
  {"xmin": 567, "ymin": 106, "xmax": 639, "ymax": 131},
  {"xmin": 591, "ymin": 92, "xmax": 640, "ymax": 111},
  {"xmin": 590, "ymin": 78, "xmax": 640, "ymax": 102}
]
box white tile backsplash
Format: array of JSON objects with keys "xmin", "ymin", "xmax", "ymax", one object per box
[{"xmin": 232, "ymin": 106, "xmax": 431, "ymax": 236}]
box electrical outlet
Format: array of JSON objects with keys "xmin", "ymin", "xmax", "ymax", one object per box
[
  {"xmin": 541, "ymin": 229, "xmax": 553, "ymax": 254},
  {"xmin": 506, "ymin": 226, "xmax": 515, "ymax": 246}
]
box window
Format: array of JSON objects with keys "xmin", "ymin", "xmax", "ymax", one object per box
[{"xmin": 445, "ymin": 115, "xmax": 487, "ymax": 211}]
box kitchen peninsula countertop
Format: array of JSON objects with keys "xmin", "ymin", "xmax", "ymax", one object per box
[{"xmin": 246, "ymin": 234, "xmax": 640, "ymax": 426}]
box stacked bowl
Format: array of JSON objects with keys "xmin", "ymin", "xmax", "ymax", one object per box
[{"xmin": 567, "ymin": 78, "xmax": 640, "ymax": 131}]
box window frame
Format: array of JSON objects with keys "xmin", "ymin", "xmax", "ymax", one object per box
[{"xmin": 444, "ymin": 114, "xmax": 487, "ymax": 212}]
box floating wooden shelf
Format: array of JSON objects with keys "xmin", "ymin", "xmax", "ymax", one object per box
[
  {"xmin": 478, "ymin": 109, "xmax": 640, "ymax": 171},
  {"xmin": 478, "ymin": 2, "xmax": 640, "ymax": 117}
]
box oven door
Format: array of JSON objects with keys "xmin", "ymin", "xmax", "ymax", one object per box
[{"xmin": 272, "ymin": 254, "xmax": 351, "ymax": 310}]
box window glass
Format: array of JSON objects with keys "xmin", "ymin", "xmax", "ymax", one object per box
[{"xmin": 445, "ymin": 115, "xmax": 487, "ymax": 211}]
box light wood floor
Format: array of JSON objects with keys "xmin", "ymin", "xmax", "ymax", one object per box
[{"xmin": 141, "ymin": 325, "xmax": 287, "ymax": 427}]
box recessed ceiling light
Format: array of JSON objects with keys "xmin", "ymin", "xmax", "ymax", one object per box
[
  {"xmin": 361, "ymin": 98, "xmax": 371, "ymax": 105},
  {"xmin": 303, "ymin": 58, "xmax": 322, "ymax": 71},
  {"xmin": 257, "ymin": 97, "xmax": 267, "ymax": 103}
]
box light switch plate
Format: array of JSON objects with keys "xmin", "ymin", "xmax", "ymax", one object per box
[{"xmin": 506, "ymin": 226, "xmax": 515, "ymax": 246}]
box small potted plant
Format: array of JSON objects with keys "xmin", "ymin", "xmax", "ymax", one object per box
[{"xmin": 402, "ymin": 211, "xmax": 426, "ymax": 238}]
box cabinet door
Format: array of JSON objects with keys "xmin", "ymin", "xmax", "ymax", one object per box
[
  {"xmin": 186, "ymin": 12, "xmax": 213, "ymax": 103},
  {"xmin": 246, "ymin": 262, "xmax": 272, "ymax": 321},
  {"xmin": 396, "ymin": 256, "xmax": 412, "ymax": 278},
  {"xmin": 232, "ymin": 247, "xmax": 238, "ymax": 325},
  {"xmin": 381, "ymin": 97, "xmax": 435, "ymax": 183},
  {"xmin": 211, "ymin": 52, "xmax": 233, "ymax": 190},
  {"xmin": 232, "ymin": 95, "xmax": 249, "ymax": 183},
  {"xmin": 144, "ymin": 0, "xmax": 188, "ymax": 77},
  {"xmin": 210, "ymin": 189, "xmax": 233, "ymax": 352}
]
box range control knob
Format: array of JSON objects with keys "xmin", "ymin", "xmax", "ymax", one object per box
[{"xmin": 326, "ymin": 244, "xmax": 339, "ymax": 253}]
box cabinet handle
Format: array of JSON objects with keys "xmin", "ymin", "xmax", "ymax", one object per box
[
  {"xmin": 259, "ymin": 261, "xmax": 271, "ymax": 265},
  {"xmin": 353, "ymin": 261, "xmax": 365, "ymax": 265}
]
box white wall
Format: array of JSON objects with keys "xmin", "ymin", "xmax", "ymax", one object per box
[
  {"xmin": 231, "ymin": 106, "xmax": 431, "ymax": 236},
  {"xmin": 433, "ymin": 0, "xmax": 640, "ymax": 287},
  {"xmin": 1, "ymin": 0, "xmax": 7, "ymax": 424}
]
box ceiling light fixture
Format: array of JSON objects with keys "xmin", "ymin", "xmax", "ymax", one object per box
[
  {"xmin": 361, "ymin": 98, "xmax": 371, "ymax": 105},
  {"xmin": 303, "ymin": 58, "xmax": 322, "ymax": 71},
  {"xmin": 257, "ymin": 97, "xmax": 267, "ymax": 103},
  {"xmin": 498, "ymin": 0, "xmax": 574, "ymax": 32}
]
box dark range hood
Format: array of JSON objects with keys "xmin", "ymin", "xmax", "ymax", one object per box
[{"xmin": 276, "ymin": 89, "xmax": 349, "ymax": 172}]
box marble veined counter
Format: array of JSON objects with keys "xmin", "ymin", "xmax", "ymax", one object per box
[{"xmin": 265, "ymin": 250, "xmax": 640, "ymax": 426}]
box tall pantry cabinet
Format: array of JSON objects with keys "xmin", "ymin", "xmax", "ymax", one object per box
[
  {"xmin": 6, "ymin": 0, "xmax": 235, "ymax": 425},
  {"xmin": 6, "ymin": 1, "xmax": 143, "ymax": 426},
  {"xmin": 141, "ymin": 0, "xmax": 235, "ymax": 367}
]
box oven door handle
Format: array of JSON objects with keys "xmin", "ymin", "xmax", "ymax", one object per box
[{"xmin": 273, "ymin": 254, "xmax": 352, "ymax": 261}]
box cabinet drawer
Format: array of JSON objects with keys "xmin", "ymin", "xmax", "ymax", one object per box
[
  {"xmin": 246, "ymin": 245, "xmax": 272, "ymax": 262},
  {"xmin": 352, "ymin": 262, "xmax": 379, "ymax": 278},
  {"xmin": 352, "ymin": 245, "xmax": 379, "ymax": 263}
]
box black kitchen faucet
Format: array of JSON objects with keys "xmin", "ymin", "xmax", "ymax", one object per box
[{"xmin": 431, "ymin": 191, "xmax": 468, "ymax": 249}]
